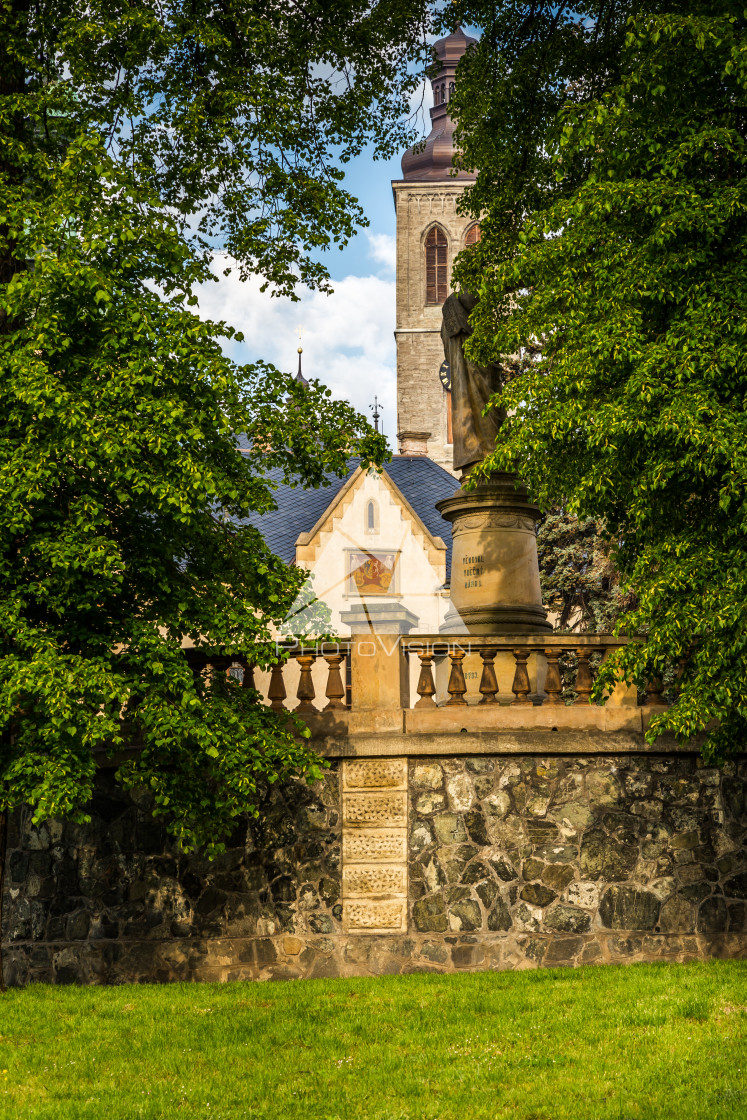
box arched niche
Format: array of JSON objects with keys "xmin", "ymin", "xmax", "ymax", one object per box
[{"xmin": 365, "ymin": 499, "xmax": 380, "ymax": 535}]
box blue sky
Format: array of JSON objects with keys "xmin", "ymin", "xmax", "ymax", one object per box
[
  {"xmin": 331, "ymin": 147, "xmax": 403, "ymax": 276},
  {"xmin": 196, "ymin": 84, "xmax": 435, "ymax": 450}
]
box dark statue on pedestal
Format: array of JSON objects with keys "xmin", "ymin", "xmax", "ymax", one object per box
[
  {"xmin": 440, "ymin": 291, "xmax": 505, "ymax": 478},
  {"xmin": 437, "ymin": 292, "xmax": 550, "ymax": 634}
]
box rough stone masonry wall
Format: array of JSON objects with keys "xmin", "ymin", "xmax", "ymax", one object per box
[
  {"xmin": 3, "ymin": 770, "xmax": 343, "ymax": 986},
  {"xmin": 406, "ymin": 754, "xmax": 747, "ymax": 970},
  {"xmin": 2, "ymin": 752, "xmax": 746, "ymax": 985}
]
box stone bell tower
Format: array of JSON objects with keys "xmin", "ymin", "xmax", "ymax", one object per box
[{"xmin": 393, "ymin": 26, "xmax": 479, "ymax": 475}]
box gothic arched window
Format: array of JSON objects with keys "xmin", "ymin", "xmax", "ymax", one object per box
[
  {"xmin": 366, "ymin": 499, "xmax": 379, "ymax": 534},
  {"xmin": 425, "ymin": 226, "xmax": 448, "ymax": 305},
  {"xmin": 465, "ymin": 224, "xmax": 481, "ymax": 247},
  {"xmin": 448, "ymin": 82, "xmax": 455, "ymax": 100}
]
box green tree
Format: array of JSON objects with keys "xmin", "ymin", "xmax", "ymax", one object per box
[
  {"xmin": 0, "ymin": 0, "xmax": 430, "ymax": 978},
  {"xmin": 1, "ymin": 0, "xmax": 430, "ymax": 297},
  {"xmin": 538, "ymin": 512, "xmax": 630, "ymax": 634},
  {"xmin": 449, "ymin": 2, "xmax": 747, "ymax": 757}
]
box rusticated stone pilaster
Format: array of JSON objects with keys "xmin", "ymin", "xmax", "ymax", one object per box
[{"xmin": 341, "ymin": 759, "xmax": 408, "ymax": 935}]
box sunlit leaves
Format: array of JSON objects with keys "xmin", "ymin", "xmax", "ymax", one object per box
[
  {"xmin": 0, "ymin": 0, "xmax": 402, "ymax": 851},
  {"xmin": 450, "ymin": 2, "xmax": 747, "ymax": 758}
]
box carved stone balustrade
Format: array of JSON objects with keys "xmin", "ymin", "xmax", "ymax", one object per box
[
  {"xmin": 184, "ymin": 634, "xmax": 669, "ymax": 739},
  {"xmin": 403, "ymin": 635, "xmax": 629, "ymax": 712},
  {"xmin": 225, "ymin": 643, "xmax": 354, "ymax": 717},
  {"xmin": 183, "ymin": 643, "xmax": 353, "ymax": 716}
]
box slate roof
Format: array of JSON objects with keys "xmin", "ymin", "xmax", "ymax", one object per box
[
  {"xmin": 240, "ymin": 453, "xmax": 456, "ymax": 584},
  {"xmin": 386, "ymin": 456, "xmax": 456, "ymax": 580}
]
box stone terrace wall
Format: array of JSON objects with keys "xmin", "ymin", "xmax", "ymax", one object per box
[
  {"xmin": 2, "ymin": 751, "xmax": 746, "ymax": 985},
  {"xmin": 406, "ymin": 754, "xmax": 747, "ymax": 969},
  {"xmin": 3, "ymin": 770, "xmax": 343, "ymax": 986}
]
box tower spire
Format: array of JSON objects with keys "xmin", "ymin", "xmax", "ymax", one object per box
[
  {"xmin": 400, "ymin": 26, "xmax": 478, "ymax": 182},
  {"xmin": 294, "ymin": 325, "xmax": 309, "ymax": 388},
  {"xmin": 369, "ymin": 395, "xmax": 382, "ymax": 433}
]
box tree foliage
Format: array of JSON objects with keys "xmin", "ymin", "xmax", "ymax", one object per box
[
  {"xmin": 449, "ymin": 1, "xmax": 747, "ymax": 757},
  {"xmin": 2, "ymin": 0, "xmax": 430, "ymax": 296},
  {"xmin": 538, "ymin": 512, "xmax": 631, "ymax": 634},
  {"xmin": 0, "ymin": 0, "xmax": 429, "ymax": 855}
]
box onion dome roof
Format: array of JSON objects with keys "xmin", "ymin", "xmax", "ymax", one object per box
[{"xmin": 400, "ymin": 26, "xmax": 478, "ymax": 182}]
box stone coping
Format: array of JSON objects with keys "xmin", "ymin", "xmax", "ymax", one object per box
[
  {"xmin": 400, "ymin": 633, "xmax": 628, "ymax": 649},
  {"xmin": 102, "ymin": 711, "xmax": 702, "ymax": 767},
  {"xmin": 304, "ymin": 705, "xmax": 671, "ymax": 740},
  {"xmin": 406, "ymin": 705, "xmax": 649, "ymax": 734},
  {"xmin": 311, "ymin": 728, "xmax": 706, "ymax": 759}
]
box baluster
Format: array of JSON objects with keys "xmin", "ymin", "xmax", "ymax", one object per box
[
  {"xmin": 574, "ymin": 648, "xmax": 593, "ymax": 704},
  {"xmin": 295, "ymin": 652, "xmax": 317, "ymax": 713},
  {"xmin": 645, "ymin": 675, "xmax": 667, "ymax": 706},
  {"xmin": 544, "ymin": 647, "xmax": 563, "ymax": 705},
  {"xmin": 415, "ymin": 650, "xmax": 437, "ymax": 708},
  {"xmin": 268, "ymin": 661, "xmax": 287, "ymax": 710},
  {"xmin": 323, "ymin": 653, "xmax": 346, "ymax": 711},
  {"xmin": 446, "ymin": 647, "xmax": 468, "ymax": 706},
  {"xmin": 241, "ymin": 660, "xmax": 256, "ymax": 691},
  {"xmin": 478, "ymin": 648, "xmax": 499, "ymax": 704},
  {"xmin": 511, "ymin": 649, "xmax": 532, "ymax": 704}
]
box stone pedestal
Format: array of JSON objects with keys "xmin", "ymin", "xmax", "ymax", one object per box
[
  {"xmin": 341, "ymin": 603, "xmax": 419, "ymax": 711},
  {"xmin": 340, "ymin": 602, "xmax": 419, "ymax": 635},
  {"xmin": 436, "ymin": 472, "xmax": 551, "ymax": 635}
]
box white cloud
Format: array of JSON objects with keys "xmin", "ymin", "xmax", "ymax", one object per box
[
  {"xmin": 411, "ymin": 76, "xmax": 434, "ymax": 115},
  {"xmin": 195, "ymin": 258, "xmax": 397, "ymax": 446},
  {"xmin": 366, "ymin": 232, "xmax": 396, "ymax": 273}
]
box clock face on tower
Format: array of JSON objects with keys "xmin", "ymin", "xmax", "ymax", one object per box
[{"xmin": 439, "ymin": 360, "xmax": 451, "ymax": 390}]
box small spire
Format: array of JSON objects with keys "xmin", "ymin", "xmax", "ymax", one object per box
[
  {"xmin": 294, "ymin": 346, "xmax": 309, "ymax": 388},
  {"xmin": 369, "ymin": 395, "xmax": 382, "ymax": 433},
  {"xmin": 293, "ymin": 324, "xmax": 309, "ymax": 388}
]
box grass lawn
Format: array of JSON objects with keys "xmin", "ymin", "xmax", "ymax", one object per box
[{"xmin": 1, "ymin": 960, "xmax": 746, "ymax": 1119}]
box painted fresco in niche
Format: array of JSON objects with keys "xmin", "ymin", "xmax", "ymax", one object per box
[{"xmin": 347, "ymin": 550, "xmax": 397, "ymax": 595}]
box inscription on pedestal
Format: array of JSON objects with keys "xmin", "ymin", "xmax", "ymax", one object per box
[
  {"xmin": 341, "ymin": 759, "xmax": 409, "ymax": 935},
  {"xmin": 462, "ymin": 553, "xmax": 484, "ymax": 589}
]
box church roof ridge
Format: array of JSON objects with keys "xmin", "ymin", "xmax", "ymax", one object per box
[{"xmin": 240, "ymin": 455, "xmax": 456, "ymax": 581}]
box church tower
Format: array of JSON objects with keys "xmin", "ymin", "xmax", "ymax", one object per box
[{"xmin": 393, "ymin": 26, "xmax": 479, "ymax": 474}]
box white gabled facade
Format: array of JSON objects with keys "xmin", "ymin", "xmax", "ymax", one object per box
[{"xmin": 294, "ymin": 465, "xmax": 449, "ymax": 636}]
